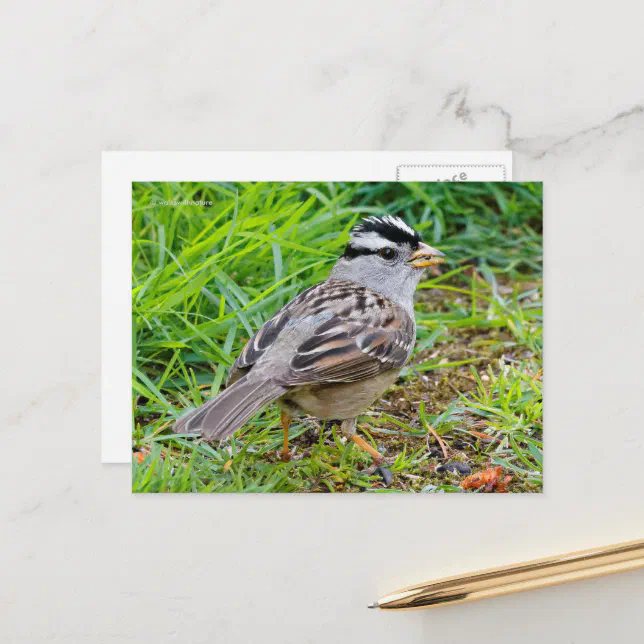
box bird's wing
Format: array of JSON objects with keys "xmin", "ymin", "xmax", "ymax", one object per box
[
  {"xmin": 229, "ymin": 280, "xmax": 416, "ymax": 386},
  {"xmin": 282, "ymin": 298, "xmax": 414, "ymax": 385},
  {"xmin": 228, "ymin": 279, "xmax": 415, "ymax": 387},
  {"xmin": 226, "ymin": 282, "xmax": 322, "ymax": 385}
]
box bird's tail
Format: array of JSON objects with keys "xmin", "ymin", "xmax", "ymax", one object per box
[{"xmin": 173, "ymin": 375, "xmax": 287, "ymax": 441}]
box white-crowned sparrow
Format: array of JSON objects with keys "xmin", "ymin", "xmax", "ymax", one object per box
[{"xmin": 174, "ymin": 215, "xmax": 445, "ymax": 464}]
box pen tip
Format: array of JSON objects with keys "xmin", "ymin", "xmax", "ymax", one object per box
[{"xmin": 367, "ymin": 602, "xmax": 380, "ymax": 609}]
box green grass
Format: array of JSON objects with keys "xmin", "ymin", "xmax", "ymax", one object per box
[{"xmin": 132, "ymin": 181, "xmax": 543, "ymax": 493}]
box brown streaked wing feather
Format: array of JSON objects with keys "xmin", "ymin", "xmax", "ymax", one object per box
[
  {"xmin": 226, "ymin": 283, "xmax": 322, "ymax": 385},
  {"xmin": 228, "ymin": 279, "xmax": 415, "ymax": 387},
  {"xmin": 283, "ymin": 287, "xmax": 415, "ymax": 385}
]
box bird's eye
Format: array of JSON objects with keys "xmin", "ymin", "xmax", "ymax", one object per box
[{"xmin": 378, "ymin": 247, "xmax": 397, "ymax": 260}]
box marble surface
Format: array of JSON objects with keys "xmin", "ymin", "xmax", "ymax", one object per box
[{"xmin": 2, "ymin": 1, "xmax": 644, "ymax": 642}]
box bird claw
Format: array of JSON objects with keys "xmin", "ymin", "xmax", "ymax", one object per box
[{"xmin": 362, "ymin": 462, "xmax": 394, "ymax": 487}]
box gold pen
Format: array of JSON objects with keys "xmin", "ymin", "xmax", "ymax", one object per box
[{"xmin": 369, "ymin": 538, "xmax": 644, "ymax": 611}]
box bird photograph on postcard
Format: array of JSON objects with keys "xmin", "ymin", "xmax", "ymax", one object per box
[{"xmin": 132, "ymin": 181, "xmax": 543, "ymax": 493}]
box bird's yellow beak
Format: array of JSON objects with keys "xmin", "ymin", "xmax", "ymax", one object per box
[{"xmin": 408, "ymin": 242, "xmax": 446, "ymax": 268}]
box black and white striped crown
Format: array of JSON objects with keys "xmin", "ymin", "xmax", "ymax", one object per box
[{"xmin": 349, "ymin": 215, "xmax": 421, "ymax": 251}]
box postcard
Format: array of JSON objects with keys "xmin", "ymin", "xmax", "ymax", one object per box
[{"xmin": 129, "ymin": 179, "xmax": 542, "ymax": 493}]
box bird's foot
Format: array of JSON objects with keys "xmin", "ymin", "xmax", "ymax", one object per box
[
  {"xmin": 362, "ymin": 455, "xmax": 395, "ymax": 473},
  {"xmin": 362, "ymin": 461, "xmax": 394, "ymax": 487}
]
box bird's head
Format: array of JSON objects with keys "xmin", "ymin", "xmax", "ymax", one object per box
[{"xmin": 330, "ymin": 215, "xmax": 445, "ymax": 306}]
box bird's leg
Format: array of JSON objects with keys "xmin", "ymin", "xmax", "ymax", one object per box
[
  {"xmin": 340, "ymin": 418, "xmax": 384, "ymax": 464},
  {"xmin": 352, "ymin": 434, "xmax": 384, "ymax": 463},
  {"xmin": 280, "ymin": 410, "xmax": 292, "ymax": 462}
]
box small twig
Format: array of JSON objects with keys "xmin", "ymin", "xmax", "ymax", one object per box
[
  {"xmin": 399, "ymin": 472, "xmax": 423, "ymax": 481},
  {"xmin": 467, "ymin": 430, "xmax": 498, "ymax": 442},
  {"xmin": 426, "ymin": 422, "xmax": 448, "ymax": 460},
  {"xmin": 148, "ymin": 419, "xmax": 172, "ymax": 439}
]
